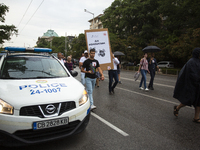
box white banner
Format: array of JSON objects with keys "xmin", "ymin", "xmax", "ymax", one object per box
[{"xmin": 86, "ymin": 31, "xmax": 111, "ymax": 65}]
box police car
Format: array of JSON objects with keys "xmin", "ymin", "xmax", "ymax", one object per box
[{"xmin": 0, "ymin": 47, "xmax": 90, "ymax": 146}]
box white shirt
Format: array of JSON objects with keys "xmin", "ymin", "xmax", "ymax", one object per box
[
  {"xmin": 59, "ymin": 59, "xmax": 65, "ymax": 66},
  {"xmin": 113, "ymin": 57, "xmax": 120, "ymax": 70},
  {"xmin": 79, "ymin": 56, "xmax": 87, "ymax": 64},
  {"xmin": 79, "ymin": 56, "xmax": 88, "ymax": 74}
]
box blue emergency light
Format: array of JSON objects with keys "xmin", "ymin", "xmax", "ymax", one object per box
[{"xmin": 4, "ymin": 47, "xmax": 52, "ymax": 53}]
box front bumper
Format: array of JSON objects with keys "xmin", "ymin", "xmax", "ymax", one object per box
[{"xmin": 0, "ymin": 111, "xmax": 90, "ymax": 147}]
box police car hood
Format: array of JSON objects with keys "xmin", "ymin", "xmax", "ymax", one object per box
[{"xmin": 0, "ymin": 77, "xmax": 84, "ymax": 109}]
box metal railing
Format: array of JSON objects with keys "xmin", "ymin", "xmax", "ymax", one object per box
[{"xmin": 121, "ymin": 66, "xmax": 180, "ymax": 76}]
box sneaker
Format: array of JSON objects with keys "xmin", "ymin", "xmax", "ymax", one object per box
[
  {"xmin": 139, "ymin": 87, "xmax": 144, "ymax": 90},
  {"xmin": 149, "ymin": 87, "xmax": 154, "ymax": 90},
  {"xmin": 119, "ymin": 81, "xmax": 122, "ymax": 84},
  {"xmin": 91, "ymin": 105, "xmax": 97, "ymax": 110},
  {"xmin": 109, "ymin": 91, "xmax": 113, "ymax": 95},
  {"xmin": 145, "ymin": 88, "xmax": 149, "ymax": 91},
  {"xmin": 112, "ymin": 88, "xmax": 115, "ymax": 94}
]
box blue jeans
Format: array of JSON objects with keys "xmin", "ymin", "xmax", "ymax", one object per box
[
  {"xmin": 85, "ymin": 77, "xmax": 96, "ymax": 106},
  {"xmin": 81, "ymin": 73, "xmax": 85, "ymax": 85},
  {"xmin": 139, "ymin": 69, "xmax": 147, "ymax": 89},
  {"xmin": 108, "ymin": 70, "xmax": 119, "ymax": 92}
]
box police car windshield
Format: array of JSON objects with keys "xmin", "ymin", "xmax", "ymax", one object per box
[{"xmin": 0, "ymin": 55, "xmax": 69, "ymax": 79}]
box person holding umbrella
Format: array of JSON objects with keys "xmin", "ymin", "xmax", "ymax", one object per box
[
  {"xmin": 142, "ymin": 46, "xmax": 161, "ymax": 90},
  {"xmin": 148, "ymin": 53, "xmax": 159, "ymax": 90}
]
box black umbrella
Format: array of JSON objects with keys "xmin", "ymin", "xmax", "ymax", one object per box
[
  {"xmin": 142, "ymin": 46, "xmax": 161, "ymax": 53},
  {"xmin": 114, "ymin": 51, "xmax": 125, "ymax": 56}
]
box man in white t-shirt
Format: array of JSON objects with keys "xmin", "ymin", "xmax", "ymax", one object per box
[
  {"xmin": 108, "ymin": 53, "xmax": 120, "ymax": 95},
  {"xmin": 58, "ymin": 52, "xmax": 65, "ymax": 66},
  {"xmin": 79, "ymin": 50, "xmax": 88, "ymax": 85}
]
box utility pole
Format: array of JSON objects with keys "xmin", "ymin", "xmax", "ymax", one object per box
[{"xmin": 65, "ymin": 32, "xmax": 67, "ymax": 57}]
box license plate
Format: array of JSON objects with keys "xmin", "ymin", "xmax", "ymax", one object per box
[{"xmin": 33, "ymin": 117, "xmax": 68, "ymax": 130}]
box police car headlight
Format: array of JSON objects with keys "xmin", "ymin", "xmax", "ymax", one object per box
[
  {"xmin": 79, "ymin": 90, "xmax": 88, "ymax": 106},
  {"xmin": 0, "ymin": 99, "xmax": 13, "ymax": 115}
]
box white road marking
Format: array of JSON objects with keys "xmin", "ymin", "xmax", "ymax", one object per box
[
  {"xmin": 122, "ymin": 73, "xmax": 177, "ymax": 83},
  {"xmin": 103, "ymin": 76, "xmax": 190, "ymax": 108},
  {"xmin": 116, "ymin": 87, "xmax": 193, "ymax": 110},
  {"xmin": 120, "ymin": 76, "xmax": 175, "ymax": 88},
  {"xmin": 104, "ymin": 70, "xmax": 177, "ymax": 82},
  {"xmin": 116, "ymin": 87, "xmax": 177, "ymax": 105},
  {"xmin": 104, "ymin": 75, "xmax": 175, "ymax": 88},
  {"xmin": 91, "ymin": 112, "xmax": 129, "ymax": 137}
]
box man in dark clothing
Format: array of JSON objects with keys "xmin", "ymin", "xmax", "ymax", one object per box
[
  {"xmin": 148, "ymin": 53, "xmax": 159, "ymax": 90},
  {"xmin": 173, "ymin": 48, "xmax": 200, "ymax": 123}
]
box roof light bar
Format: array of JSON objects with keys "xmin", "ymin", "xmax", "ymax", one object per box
[{"xmin": 4, "ymin": 47, "xmax": 52, "ymax": 53}]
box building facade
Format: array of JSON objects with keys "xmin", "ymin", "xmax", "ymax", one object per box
[{"xmin": 88, "ymin": 14, "xmax": 104, "ymax": 29}]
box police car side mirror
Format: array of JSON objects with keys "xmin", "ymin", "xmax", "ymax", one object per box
[{"xmin": 71, "ymin": 71, "xmax": 78, "ymax": 77}]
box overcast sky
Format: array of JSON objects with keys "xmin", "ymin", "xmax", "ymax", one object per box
[{"xmin": 1, "ymin": 0, "xmax": 115, "ymax": 47}]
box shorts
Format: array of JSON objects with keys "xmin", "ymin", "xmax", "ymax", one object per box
[{"xmin": 117, "ymin": 69, "xmax": 121, "ymax": 74}]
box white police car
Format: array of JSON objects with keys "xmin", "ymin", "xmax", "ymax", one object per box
[{"xmin": 0, "ymin": 47, "xmax": 90, "ymax": 146}]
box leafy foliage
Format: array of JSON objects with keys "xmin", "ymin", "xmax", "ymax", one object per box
[
  {"xmin": 36, "ymin": 38, "xmax": 50, "ymax": 48},
  {"xmin": 0, "ymin": 3, "xmax": 18, "ymax": 44},
  {"xmin": 101, "ymin": 0, "xmax": 200, "ymax": 67},
  {"xmin": 37, "ymin": 36, "xmax": 70, "ymax": 57},
  {"xmin": 70, "ymin": 34, "xmax": 87, "ymax": 59},
  {"xmin": 36, "ymin": 34, "xmax": 87, "ymax": 59}
]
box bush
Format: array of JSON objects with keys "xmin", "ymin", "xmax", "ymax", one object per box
[
  {"xmin": 160, "ymin": 68, "xmax": 181, "ymax": 75},
  {"xmin": 123, "ymin": 66, "xmax": 139, "ymax": 71}
]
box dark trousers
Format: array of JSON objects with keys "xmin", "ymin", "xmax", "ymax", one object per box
[
  {"xmin": 108, "ymin": 70, "xmax": 118, "ymax": 92},
  {"xmin": 148, "ymin": 69, "xmax": 155, "ymax": 88}
]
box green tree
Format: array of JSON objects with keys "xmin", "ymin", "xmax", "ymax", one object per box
[
  {"xmin": 102, "ymin": 0, "xmax": 161, "ymax": 45},
  {"xmin": 70, "ymin": 34, "xmax": 87, "ymax": 59},
  {"xmin": 51, "ymin": 37, "xmax": 66, "ymax": 54},
  {"xmin": 0, "ymin": 3, "xmax": 18, "ymax": 44},
  {"xmin": 37, "ymin": 36, "xmax": 71, "ymax": 56},
  {"xmin": 157, "ymin": 0, "xmax": 200, "ymax": 67},
  {"xmin": 102, "ymin": 0, "xmax": 200, "ymax": 67},
  {"xmin": 36, "ymin": 38, "xmax": 49, "ymax": 48},
  {"xmin": 109, "ymin": 32, "xmax": 126, "ymax": 53}
]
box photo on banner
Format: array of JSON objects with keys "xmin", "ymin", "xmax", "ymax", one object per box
[{"xmin": 85, "ymin": 28, "xmax": 114, "ymax": 70}]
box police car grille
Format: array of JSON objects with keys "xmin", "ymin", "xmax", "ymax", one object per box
[
  {"xmin": 20, "ymin": 102, "xmax": 76, "ymax": 118},
  {"xmin": 59, "ymin": 102, "xmax": 76, "ymax": 115},
  {"xmin": 20, "ymin": 106, "xmax": 42, "ymax": 117},
  {"xmin": 13, "ymin": 120, "xmax": 80, "ymax": 142}
]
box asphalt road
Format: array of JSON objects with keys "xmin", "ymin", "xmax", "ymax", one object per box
[{"xmin": 3, "ymin": 68, "xmax": 200, "ymax": 150}]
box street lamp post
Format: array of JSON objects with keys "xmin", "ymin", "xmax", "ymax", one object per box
[
  {"xmin": 65, "ymin": 32, "xmax": 67, "ymax": 57},
  {"xmin": 84, "ymin": 9, "xmax": 94, "ymax": 29}
]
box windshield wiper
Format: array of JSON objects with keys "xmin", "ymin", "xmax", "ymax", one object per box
[
  {"xmin": 33, "ymin": 76, "xmax": 59, "ymax": 79},
  {"xmin": 25, "ymin": 70, "xmax": 56, "ymax": 76}
]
